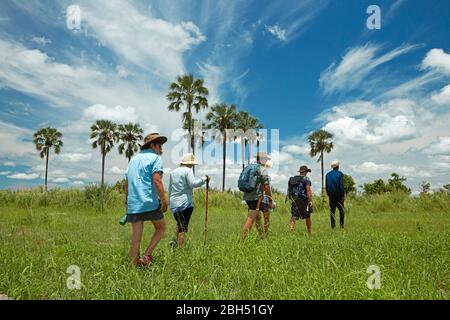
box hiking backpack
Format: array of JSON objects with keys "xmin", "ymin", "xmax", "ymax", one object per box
[
  {"xmin": 238, "ymin": 164, "xmax": 260, "ymax": 193},
  {"xmin": 288, "ymin": 176, "xmax": 309, "ymax": 201}
]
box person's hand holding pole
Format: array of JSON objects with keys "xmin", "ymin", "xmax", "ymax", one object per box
[{"xmin": 153, "ymin": 172, "xmax": 168, "ymax": 213}]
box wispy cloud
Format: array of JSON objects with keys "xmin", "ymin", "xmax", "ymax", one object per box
[
  {"xmin": 320, "ymin": 43, "xmax": 419, "ymax": 95},
  {"xmin": 7, "ymin": 173, "xmax": 40, "ymax": 180},
  {"xmin": 265, "ymin": 25, "xmax": 286, "ymax": 41}
]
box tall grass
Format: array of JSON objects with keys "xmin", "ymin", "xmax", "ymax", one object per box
[{"xmin": 0, "ymin": 187, "xmax": 449, "ymax": 299}]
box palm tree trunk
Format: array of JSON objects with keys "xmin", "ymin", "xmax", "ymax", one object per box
[
  {"xmin": 101, "ymin": 145, "xmax": 105, "ymax": 186},
  {"xmin": 321, "ymin": 150, "xmax": 324, "ymax": 194},
  {"xmin": 222, "ymin": 131, "xmax": 226, "ymax": 192},
  {"xmin": 45, "ymin": 148, "xmax": 49, "ymax": 192}
]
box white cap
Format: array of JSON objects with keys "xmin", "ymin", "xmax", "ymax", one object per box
[{"xmin": 331, "ymin": 160, "xmax": 340, "ymax": 168}]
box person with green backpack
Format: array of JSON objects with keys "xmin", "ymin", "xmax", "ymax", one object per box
[{"xmin": 239, "ymin": 152, "xmax": 274, "ymax": 241}]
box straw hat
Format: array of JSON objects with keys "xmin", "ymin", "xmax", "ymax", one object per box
[
  {"xmin": 141, "ymin": 132, "xmax": 167, "ymax": 149},
  {"xmin": 264, "ymin": 159, "xmax": 273, "ymax": 168},
  {"xmin": 256, "ymin": 152, "xmax": 271, "ymax": 160},
  {"xmin": 331, "ymin": 160, "xmax": 340, "ymax": 169},
  {"xmin": 180, "ymin": 153, "xmax": 198, "ymax": 165}
]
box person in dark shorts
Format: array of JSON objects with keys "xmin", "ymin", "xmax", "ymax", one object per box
[
  {"xmin": 168, "ymin": 153, "xmax": 209, "ymax": 248},
  {"xmin": 124, "ymin": 133, "xmax": 168, "ymax": 267},
  {"xmin": 287, "ymin": 165, "xmax": 314, "ymax": 235},
  {"xmin": 241, "ymin": 152, "xmax": 274, "ymax": 241}
]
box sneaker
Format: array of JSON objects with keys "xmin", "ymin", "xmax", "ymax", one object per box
[
  {"xmin": 137, "ymin": 255, "xmax": 153, "ymax": 267},
  {"xmin": 169, "ymin": 238, "xmax": 178, "ymax": 248}
]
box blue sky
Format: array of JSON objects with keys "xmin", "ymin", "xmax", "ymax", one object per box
[{"xmin": 1, "ymin": 0, "xmax": 450, "ymax": 193}]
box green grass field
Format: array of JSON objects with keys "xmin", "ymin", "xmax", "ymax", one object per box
[{"xmin": 0, "ymin": 189, "xmax": 449, "ymax": 300}]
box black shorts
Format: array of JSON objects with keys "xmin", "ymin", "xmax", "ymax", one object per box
[
  {"xmin": 173, "ymin": 207, "xmax": 194, "ymax": 233},
  {"xmin": 291, "ymin": 198, "xmax": 311, "ymax": 220},
  {"xmin": 245, "ymin": 200, "xmax": 268, "ymax": 211},
  {"xmin": 126, "ymin": 209, "xmax": 164, "ymax": 223}
]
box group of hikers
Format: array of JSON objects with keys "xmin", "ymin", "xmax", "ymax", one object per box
[{"xmin": 123, "ymin": 132, "xmax": 346, "ymax": 267}]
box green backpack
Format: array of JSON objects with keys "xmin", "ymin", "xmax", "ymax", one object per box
[{"xmin": 238, "ymin": 164, "xmax": 260, "ymax": 193}]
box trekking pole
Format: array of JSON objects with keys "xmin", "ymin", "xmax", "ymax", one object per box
[{"xmin": 204, "ymin": 178, "xmax": 209, "ymax": 245}]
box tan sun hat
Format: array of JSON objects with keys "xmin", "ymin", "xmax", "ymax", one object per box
[
  {"xmin": 141, "ymin": 132, "xmax": 167, "ymax": 149},
  {"xmin": 180, "ymin": 153, "xmax": 198, "ymax": 165},
  {"xmin": 331, "ymin": 160, "xmax": 340, "ymax": 168},
  {"xmin": 264, "ymin": 159, "xmax": 273, "ymax": 168},
  {"xmin": 256, "ymin": 152, "xmax": 271, "ymax": 161}
]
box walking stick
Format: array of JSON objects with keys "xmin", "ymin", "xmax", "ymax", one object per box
[{"xmin": 204, "ymin": 178, "xmax": 209, "ymax": 245}]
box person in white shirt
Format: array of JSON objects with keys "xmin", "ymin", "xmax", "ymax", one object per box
[{"xmin": 168, "ymin": 153, "xmax": 209, "ymax": 248}]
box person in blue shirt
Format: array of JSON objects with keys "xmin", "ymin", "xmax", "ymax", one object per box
[
  {"xmin": 325, "ymin": 160, "xmax": 345, "ymax": 229},
  {"xmin": 124, "ymin": 133, "xmax": 168, "ymax": 267},
  {"xmin": 168, "ymin": 153, "xmax": 209, "ymax": 248}
]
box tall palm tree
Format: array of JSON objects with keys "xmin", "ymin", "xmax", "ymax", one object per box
[
  {"xmin": 234, "ymin": 111, "xmax": 262, "ymax": 170},
  {"xmin": 166, "ymin": 74, "xmax": 209, "ymax": 153},
  {"xmin": 118, "ymin": 122, "xmax": 143, "ymax": 162},
  {"xmin": 33, "ymin": 127, "xmax": 63, "ymax": 191},
  {"xmin": 308, "ymin": 129, "xmax": 334, "ymax": 193},
  {"xmin": 205, "ymin": 103, "xmax": 237, "ymax": 191},
  {"xmin": 90, "ymin": 120, "xmax": 119, "ymax": 185}
]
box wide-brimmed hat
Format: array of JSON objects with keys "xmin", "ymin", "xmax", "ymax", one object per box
[
  {"xmin": 298, "ymin": 165, "xmax": 311, "ymax": 173},
  {"xmin": 255, "ymin": 152, "xmax": 271, "ymax": 160},
  {"xmin": 331, "ymin": 160, "xmax": 340, "ymax": 168},
  {"xmin": 264, "ymin": 159, "xmax": 273, "ymax": 168},
  {"xmin": 141, "ymin": 132, "xmax": 167, "ymax": 149},
  {"xmin": 180, "ymin": 153, "xmax": 198, "ymax": 165}
]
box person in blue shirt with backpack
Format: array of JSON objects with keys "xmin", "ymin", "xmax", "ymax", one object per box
[
  {"xmin": 287, "ymin": 165, "xmax": 314, "ymax": 235},
  {"xmin": 325, "ymin": 160, "xmax": 345, "ymax": 229},
  {"xmin": 239, "ymin": 152, "xmax": 274, "ymax": 241}
]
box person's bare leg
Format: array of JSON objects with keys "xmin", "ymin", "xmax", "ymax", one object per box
[
  {"xmin": 290, "ymin": 218, "xmax": 296, "ymax": 232},
  {"xmin": 254, "ymin": 212, "xmax": 264, "ymax": 239},
  {"xmin": 143, "ymin": 219, "xmax": 166, "ymax": 256},
  {"xmin": 263, "ymin": 212, "xmax": 270, "ymax": 235},
  {"xmin": 305, "ymin": 218, "xmax": 312, "ymax": 235},
  {"xmin": 130, "ymin": 221, "xmax": 144, "ymax": 265},
  {"xmin": 241, "ymin": 210, "xmax": 257, "ymax": 241},
  {"xmin": 177, "ymin": 231, "xmax": 186, "ymax": 248}
]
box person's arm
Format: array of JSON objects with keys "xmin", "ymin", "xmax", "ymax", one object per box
[
  {"xmin": 306, "ymin": 181, "xmax": 313, "ymax": 208},
  {"xmin": 186, "ymin": 169, "xmax": 207, "ymax": 189},
  {"xmin": 124, "ymin": 180, "xmax": 128, "ymax": 206},
  {"xmin": 339, "ymin": 172, "xmax": 345, "ymax": 201},
  {"xmin": 153, "ymin": 172, "xmax": 168, "ymax": 213}
]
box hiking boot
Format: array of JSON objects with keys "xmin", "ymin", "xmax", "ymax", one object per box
[{"xmin": 137, "ymin": 255, "xmax": 153, "ymax": 267}]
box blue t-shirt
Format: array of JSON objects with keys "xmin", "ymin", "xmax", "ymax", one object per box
[
  {"xmin": 125, "ymin": 149, "xmax": 163, "ymax": 214},
  {"xmin": 325, "ymin": 169, "xmax": 344, "ymax": 197}
]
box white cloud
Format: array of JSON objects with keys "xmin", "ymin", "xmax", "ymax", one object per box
[
  {"xmin": 53, "ymin": 177, "xmax": 69, "ymax": 183},
  {"xmin": 321, "ymin": 99, "xmax": 417, "ymax": 145},
  {"xmin": 0, "ymin": 120, "xmax": 34, "ymax": 156},
  {"xmin": 71, "ymin": 172, "xmax": 88, "ymax": 180},
  {"xmin": 31, "ymin": 36, "xmax": 51, "ymax": 46},
  {"xmin": 59, "ymin": 153, "xmax": 92, "ymax": 162},
  {"xmin": 72, "ymin": 180, "xmax": 85, "ymax": 186},
  {"xmin": 423, "ymin": 137, "xmax": 450, "ymax": 155},
  {"xmin": 83, "ymin": 104, "xmax": 138, "ymax": 123},
  {"xmin": 3, "ymin": 161, "xmax": 16, "ymax": 167},
  {"xmin": 80, "ymin": 0, "xmax": 206, "ymax": 80},
  {"xmin": 7, "ymin": 173, "xmax": 40, "ymax": 180},
  {"xmin": 281, "ymin": 144, "xmax": 309, "ymax": 155},
  {"xmin": 0, "ymin": 171, "xmax": 11, "ymax": 175},
  {"xmin": 109, "ymin": 166, "xmax": 125, "ymax": 175},
  {"xmin": 431, "ymin": 84, "xmax": 450, "ymax": 105},
  {"xmin": 265, "ymin": 25, "xmax": 286, "ymax": 41},
  {"xmin": 320, "ymin": 43, "xmax": 418, "ymax": 95},
  {"xmin": 421, "ymin": 48, "xmax": 450, "ymax": 75},
  {"xmin": 351, "ymin": 162, "xmax": 415, "ymax": 176}
]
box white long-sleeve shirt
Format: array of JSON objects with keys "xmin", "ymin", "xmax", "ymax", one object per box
[{"xmin": 168, "ymin": 166, "xmax": 206, "ymax": 212}]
